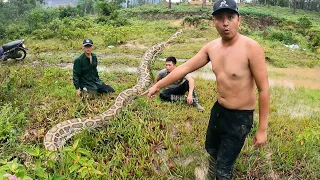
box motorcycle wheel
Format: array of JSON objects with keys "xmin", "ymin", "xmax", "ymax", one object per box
[{"xmin": 14, "ymin": 48, "xmax": 27, "ymax": 60}]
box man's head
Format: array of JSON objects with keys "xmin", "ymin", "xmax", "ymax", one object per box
[
  {"xmin": 165, "ymin": 56, "xmax": 177, "ymax": 73},
  {"xmin": 212, "ymin": 0, "xmax": 241, "ymax": 41},
  {"xmin": 82, "ymin": 38, "xmax": 94, "ymax": 55}
]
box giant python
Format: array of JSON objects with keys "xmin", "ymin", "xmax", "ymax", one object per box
[{"xmin": 43, "ymin": 30, "xmax": 183, "ymax": 151}]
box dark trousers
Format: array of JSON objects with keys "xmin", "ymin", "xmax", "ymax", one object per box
[
  {"xmin": 205, "ymin": 101, "xmax": 254, "ymax": 180},
  {"xmin": 97, "ymin": 83, "xmax": 115, "ymax": 93},
  {"xmin": 84, "ymin": 83, "xmax": 115, "ymax": 94},
  {"xmin": 159, "ymin": 80, "xmax": 189, "ymax": 101}
]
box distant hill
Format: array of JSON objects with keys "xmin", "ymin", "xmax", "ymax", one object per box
[{"xmin": 43, "ymin": 0, "xmax": 78, "ymax": 7}]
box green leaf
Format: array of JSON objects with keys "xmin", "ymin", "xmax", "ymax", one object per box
[
  {"xmin": 77, "ymin": 148, "xmax": 91, "ymax": 157},
  {"xmin": 26, "ymin": 147, "xmax": 40, "ymax": 157},
  {"xmin": 51, "ymin": 174, "xmax": 64, "ymax": 180},
  {"xmin": 0, "ymin": 159, "xmax": 7, "ymax": 164},
  {"xmin": 69, "ymin": 164, "xmax": 80, "ymax": 173},
  {"xmin": 0, "ymin": 164, "xmax": 10, "ymax": 171},
  {"xmin": 0, "ymin": 171, "xmax": 7, "ymax": 180},
  {"xmin": 47, "ymin": 151, "xmax": 57, "ymax": 159},
  {"xmin": 90, "ymin": 168, "xmax": 102, "ymax": 175},
  {"xmin": 78, "ymin": 157, "xmax": 88, "ymax": 165},
  {"xmin": 61, "ymin": 147, "xmax": 73, "ymax": 152},
  {"xmin": 47, "ymin": 160, "xmax": 55, "ymax": 168},
  {"xmin": 15, "ymin": 170, "xmax": 26, "ymax": 179},
  {"xmin": 8, "ymin": 162, "xmax": 19, "ymax": 172},
  {"xmin": 67, "ymin": 152, "xmax": 78, "ymax": 160},
  {"xmin": 72, "ymin": 139, "xmax": 80, "ymax": 151},
  {"xmin": 86, "ymin": 159, "xmax": 94, "ymax": 167},
  {"xmin": 78, "ymin": 167, "xmax": 89, "ymax": 178},
  {"xmin": 36, "ymin": 167, "xmax": 46, "ymax": 178}
]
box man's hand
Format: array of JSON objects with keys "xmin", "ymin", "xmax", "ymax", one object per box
[
  {"xmin": 143, "ymin": 85, "xmax": 160, "ymax": 97},
  {"xmin": 76, "ymin": 89, "xmax": 81, "ymax": 96},
  {"xmin": 187, "ymin": 94, "xmax": 193, "ymax": 104},
  {"xmin": 254, "ymin": 129, "xmax": 267, "ymax": 147}
]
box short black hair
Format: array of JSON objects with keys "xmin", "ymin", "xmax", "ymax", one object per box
[{"xmin": 166, "ymin": 56, "xmax": 177, "ymax": 65}]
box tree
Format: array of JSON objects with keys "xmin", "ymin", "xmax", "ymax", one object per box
[{"xmin": 77, "ymin": 0, "xmax": 95, "ymax": 15}]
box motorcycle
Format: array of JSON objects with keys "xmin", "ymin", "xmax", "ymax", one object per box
[{"xmin": 0, "ymin": 40, "xmax": 28, "ymax": 61}]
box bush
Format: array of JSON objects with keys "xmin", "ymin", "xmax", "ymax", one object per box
[
  {"xmin": 58, "ymin": 5, "xmax": 81, "ymax": 18},
  {"xmin": 296, "ymin": 16, "xmax": 312, "ymax": 29},
  {"xmin": 32, "ymin": 17, "xmax": 94, "ymax": 40},
  {"xmin": 25, "ymin": 7, "xmax": 59, "ymax": 31},
  {"xmin": 266, "ymin": 29, "xmax": 296, "ymax": 44},
  {"xmin": 95, "ymin": 11, "xmax": 128, "ymax": 26},
  {"xmin": 95, "ymin": 1, "xmax": 117, "ymax": 16},
  {"xmin": 0, "ymin": 24, "xmax": 5, "ymax": 40},
  {"xmin": 0, "ymin": 103, "xmax": 25, "ymax": 144},
  {"xmin": 5, "ymin": 23, "xmax": 29, "ymax": 40},
  {"xmin": 182, "ymin": 15, "xmax": 205, "ymax": 27},
  {"xmin": 307, "ymin": 30, "xmax": 320, "ymax": 51}
]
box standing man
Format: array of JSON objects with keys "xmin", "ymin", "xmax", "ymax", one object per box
[
  {"xmin": 156, "ymin": 56, "xmax": 204, "ymax": 111},
  {"xmin": 73, "ymin": 39, "xmax": 115, "ymax": 96},
  {"xmin": 145, "ymin": 0, "xmax": 270, "ymax": 179}
]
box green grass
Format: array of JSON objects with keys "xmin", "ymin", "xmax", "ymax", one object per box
[{"xmin": 1, "ymin": 3, "xmax": 320, "ymax": 180}]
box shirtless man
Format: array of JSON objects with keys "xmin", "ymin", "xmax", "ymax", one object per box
[{"xmin": 145, "ymin": 0, "xmax": 270, "ymax": 179}]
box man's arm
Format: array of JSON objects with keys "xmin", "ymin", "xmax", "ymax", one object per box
[
  {"xmin": 186, "ymin": 76, "xmax": 195, "ymax": 104},
  {"xmin": 146, "ymin": 43, "xmax": 210, "ymax": 96},
  {"xmin": 73, "ymin": 58, "xmax": 81, "ymax": 95},
  {"xmin": 248, "ymin": 40, "xmax": 270, "ymax": 146},
  {"xmin": 155, "ymin": 72, "xmax": 161, "ymax": 83}
]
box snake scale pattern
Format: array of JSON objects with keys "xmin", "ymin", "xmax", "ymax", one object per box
[{"xmin": 43, "ymin": 30, "xmax": 183, "ymax": 151}]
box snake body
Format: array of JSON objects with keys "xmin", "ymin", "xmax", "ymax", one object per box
[{"xmin": 44, "ymin": 30, "xmax": 183, "ymax": 151}]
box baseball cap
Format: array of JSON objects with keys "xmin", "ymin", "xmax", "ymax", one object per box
[
  {"xmin": 212, "ymin": 0, "xmax": 239, "ymax": 16},
  {"xmin": 83, "ymin": 39, "xmax": 93, "ymax": 46}
]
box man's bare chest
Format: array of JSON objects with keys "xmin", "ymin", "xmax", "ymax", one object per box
[{"xmin": 210, "ymin": 52, "xmax": 250, "ymax": 79}]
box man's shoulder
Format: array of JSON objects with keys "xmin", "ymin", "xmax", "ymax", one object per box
[
  {"xmin": 158, "ymin": 69, "xmax": 167, "ymax": 78},
  {"xmin": 159, "ymin": 69, "xmax": 167, "ymax": 74},
  {"xmin": 205, "ymin": 38, "xmax": 221, "ymax": 49},
  {"xmin": 75, "ymin": 53, "xmax": 85, "ymax": 62},
  {"xmin": 78, "ymin": 53, "xmax": 87, "ymax": 58}
]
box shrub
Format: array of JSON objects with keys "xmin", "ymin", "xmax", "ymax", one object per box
[
  {"xmin": 96, "ymin": 11, "xmax": 128, "ymax": 26},
  {"xmin": 267, "ymin": 29, "xmax": 296, "ymax": 44},
  {"xmin": 58, "ymin": 5, "xmax": 81, "ymax": 18},
  {"xmin": 296, "ymin": 16, "xmax": 312, "ymax": 29},
  {"xmin": 5, "ymin": 23, "xmax": 29, "ymax": 40},
  {"xmin": 95, "ymin": 1, "xmax": 117, "ymax": 16},
  {"xmin": 25, "ymin": 7, "xmax": 59, "ymax": 31},
  {"xmin": 182, "ymin": 15, "xmax": 205, "ymax": 27},
  {"xmin": 0, "ymin": 24, "xmax": 5, "ymax": 39},
  {"xmin": 307, "ymin": 30, "xmax": 320, "ymax": 52},
  {"xmin": 0, "ymin": 103, "xmax": 25, "ymax": 144}
]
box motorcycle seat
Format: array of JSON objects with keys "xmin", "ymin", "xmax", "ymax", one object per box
[{"xmin": 2, "ymin": 40, "xmax": 23, "ymax": 51}]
